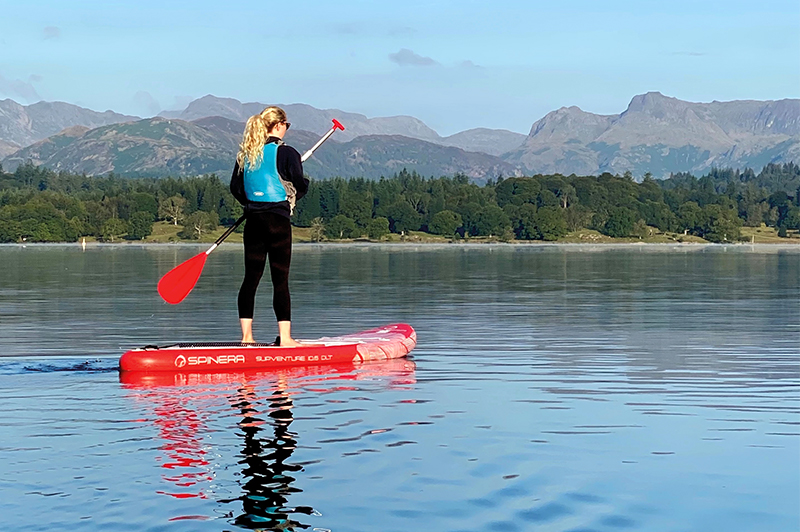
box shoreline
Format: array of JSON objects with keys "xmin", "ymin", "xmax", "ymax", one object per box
[{"xmin": 3, "ymin": 241, "xmax": 800, "ymax": 251}]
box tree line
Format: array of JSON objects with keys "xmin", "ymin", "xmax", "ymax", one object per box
[
  {"xmin": 0, "ymin": 162, "xmax": 241, "ymax": 243},
  {"xmin": 0, "ymin": 161, "xmax": 798, "ymax": 243}
]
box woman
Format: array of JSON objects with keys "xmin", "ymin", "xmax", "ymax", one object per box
[{"xmin": 230, "ymin": 106, "xmax": 308, "ymax": 346}]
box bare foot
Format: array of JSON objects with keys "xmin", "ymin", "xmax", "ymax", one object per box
[
  {"xmin": 240, "ymin": 319, "xmax": 255, "ymax": 345},
  {"xmin": 279, "ymin": 337, "xmax": 302, "ymax": 347}
]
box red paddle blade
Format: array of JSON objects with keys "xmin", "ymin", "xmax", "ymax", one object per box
[{"xmin": 157, "ymin": 252, "xmax": 208, "ymax": 304}]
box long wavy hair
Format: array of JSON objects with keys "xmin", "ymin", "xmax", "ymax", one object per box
[{"xmin": 236, "ymin": 106, "xmax": 286, "ymax": 169}]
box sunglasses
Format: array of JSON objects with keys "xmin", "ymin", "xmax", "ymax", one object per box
[{"xmin": 282, "ymin": 121, "xmax": 291, "ymax": 130}]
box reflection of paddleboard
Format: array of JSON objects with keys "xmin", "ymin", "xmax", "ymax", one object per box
[{"xmin": 119, "ymin": 323, "xmax": 416, "ymax": 372}]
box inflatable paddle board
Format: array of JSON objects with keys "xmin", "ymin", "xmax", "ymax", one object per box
[
  {"xmin": 119, "ymin": 357, "xmax": 417, "ymax": 388},
  {"xmin": 119, "ymin": 323, "xmax": 416, "ymax": 372}
]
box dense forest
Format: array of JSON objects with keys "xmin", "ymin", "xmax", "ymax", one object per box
[{"xmin": 0, "ymin": 162, "xmax": 798, "ymax": 243}]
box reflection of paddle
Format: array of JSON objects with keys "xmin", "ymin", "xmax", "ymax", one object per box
[{"xmin": 157, "ymin": 119, "xmax": 345, "ymax": 304}]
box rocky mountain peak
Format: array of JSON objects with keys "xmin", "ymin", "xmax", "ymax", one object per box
[
  {"xmin": 178, "ymin": 95, "xmax": 248, "ymax": 122},
  {"xmin": 527, "ymin": 106, "xmax": 614, "ymax": 144},
  {"xmin": 622, "ymin": 91, "xmax": 690, "ymax": 118},
  {"xmin": 505, "ymin": 93, "xmax": 799, "ymax": 177}
]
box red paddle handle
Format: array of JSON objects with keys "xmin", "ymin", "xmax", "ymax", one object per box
[{"xmin": 301, "ymin": 119, "xmax": 345, "ymax": 162}]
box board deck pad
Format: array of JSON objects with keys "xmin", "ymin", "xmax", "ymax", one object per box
[{"xmin": 119, "ymin": 323, "xmax": 416, "ymax": 372}]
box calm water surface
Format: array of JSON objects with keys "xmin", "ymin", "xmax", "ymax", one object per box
[{"xmin": 0, "ymin": 244, "xmax": 798, "ymax": 531}]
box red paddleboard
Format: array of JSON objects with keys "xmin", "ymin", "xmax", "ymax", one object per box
[
  {"xmin": 119, "ymin": 323, "xmax": 416, "ymax": 372},
  {"xmin": 119, "ymin": 357, "xmax": 417, "ymax": 388}
]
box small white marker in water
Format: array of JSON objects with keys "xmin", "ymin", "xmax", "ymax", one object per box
[{"xmin": 81, "ymin": 237, "xmax": 86, "ymax": 251}]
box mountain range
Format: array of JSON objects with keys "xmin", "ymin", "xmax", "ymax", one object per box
[
  {"xmin": 158, "ymin": 95, "xmax": 528, "ymax": 156},
  {"xmin": 1, "ymin": 115, "xmax": 518, "ymax": 180},
  {"xmin": 1, "ymin": 93, "xmax": 798, "ymax": 180},
  {"xmin": 504, "ymin": 92, "xmax": 800, "ymax": 176},
  {"xmin": 0, "ymin": 99, "xmax": 136, "ymax": 158}
]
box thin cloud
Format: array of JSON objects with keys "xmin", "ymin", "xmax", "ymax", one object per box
[
  {"xmin": 0, "ymin": 73, "xmax": 41, "ymax": 102},
  {"xmin": 28, "ymin": 74, "xmax": 44, "ymax": 83},
  {"xmin": 459, "ymin": 60, "xmax": 483, "ymax": 69},
  {"xmin": 133, "ymin": 91, "xmax": 161, "ymax": 116},
  {"xmin": 672, "ymin": 51, "xmax": 706, "ymax": 56},
  {"xmin": 389, "ymin": 48, "xmax": 439, "ymax": 67},
  {"xmin": 43, "ymin": 26, "xmax": 61, "ymax": 40},
  {"xmin": 169, "ymin": 95, "xmax": 194, "ymax": 112}
]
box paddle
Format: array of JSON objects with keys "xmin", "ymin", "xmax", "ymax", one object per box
[
  {"xmin": 157, "ymin": 119, "xmax": 346, "ymax": 304},
  {"xmin": 157, "ymin": 219, "xmax": 245, "ymax": 304}
]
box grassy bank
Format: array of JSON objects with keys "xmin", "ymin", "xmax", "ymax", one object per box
[{"xmin": 84, "ymin": 221, "xmax": 800, "ymax": 245}]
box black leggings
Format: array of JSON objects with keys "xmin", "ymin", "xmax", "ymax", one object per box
[{"xmin": 237, "ymin": 212, "xmax": 292, "ymax": 321}]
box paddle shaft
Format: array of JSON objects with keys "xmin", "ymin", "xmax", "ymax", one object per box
[{"xmin": 204, "ymin": 215, "xmax": 246, "ymax": 255}]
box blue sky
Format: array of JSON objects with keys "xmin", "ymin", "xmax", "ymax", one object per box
[{"xmin": 1, "ymin": 0, "xmax": 797, "ymax": 135}]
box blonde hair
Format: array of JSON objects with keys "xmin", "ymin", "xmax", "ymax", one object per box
[{"xmin": 236, "ymin": 106, "xmax": 287, "ymax": 169}]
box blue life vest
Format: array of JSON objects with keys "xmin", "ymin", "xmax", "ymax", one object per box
[{"xmin": 244, "ymin": 142, "xmax": 287, "ymax": 203}]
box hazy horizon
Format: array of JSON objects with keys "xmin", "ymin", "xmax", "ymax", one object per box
[{"xmin": 1, "ymin": 0, "xmax": 798, "ymax": 135}]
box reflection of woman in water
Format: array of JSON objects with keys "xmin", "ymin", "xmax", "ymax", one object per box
[
  {"xmin": 224, "ymin": 381, "xmax": 314, "ymax": 530},
  {"xmin": 121, "ymin": 361, "xmax": 416, "ymax": 528}
]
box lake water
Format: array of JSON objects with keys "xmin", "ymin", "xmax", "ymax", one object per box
[{"xmin": 0, "ymin": 243, "xmax": 798, "ymax": 532}]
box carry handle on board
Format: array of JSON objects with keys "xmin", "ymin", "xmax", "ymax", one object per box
[{"xmin": 156, "ymin": 119, "xmax": 345, "ymax": 305}]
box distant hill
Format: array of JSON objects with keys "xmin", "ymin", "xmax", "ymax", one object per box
[
  {"xmin": 301, "ymin": 134, "xmax": 520, "ymax": 181},
  {"xmin": 0, "ymin": 99, "xmax": 137, "ymax": 157},
  {"xmin": 160, "ymin": 95, "xmax": 526, "ymax": 153},
  {"xmin": 2, "ymin": 118, "xmax": 234, "ymax": 176},
  {"xmin": 439, "ymin": 128, "xmax": 526, "ymax": 156},
  {"xmin": 503, "ymin": 92, "xmax": 800, "ymax": 177},
  {"xmin": 2, "ymin": 117, "xmax": 521, "ymax": 181},
  {"xmin": 160, "ymin": 95, "xmax": 442, "ymax": 143}
]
